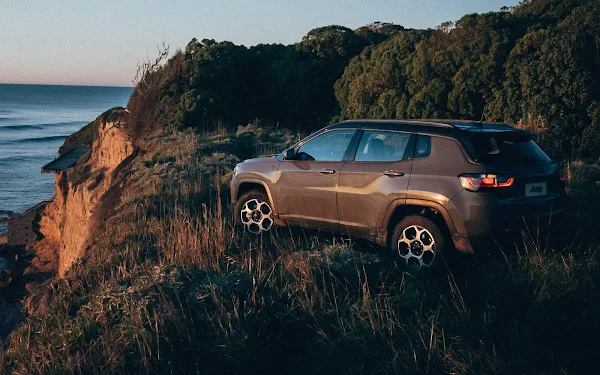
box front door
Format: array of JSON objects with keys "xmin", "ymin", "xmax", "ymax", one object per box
[
  {"xmin": 337, "ymin": 130, "xmax": 414, "ymax": 238},
  {"xmin": 276, "ymin": 129, "xmax": 357, "ymax": 231}
]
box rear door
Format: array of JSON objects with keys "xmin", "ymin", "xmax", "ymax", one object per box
[
  {"xmin": 276, "ymin": 129, "xmax": 358, "ymax": 231},
  {"xmin": 337, "ymin": 129, "xmax": 414, "ymax": 238}
]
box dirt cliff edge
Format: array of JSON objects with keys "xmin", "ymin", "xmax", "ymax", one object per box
[{"xmin": 38, "ymin": 108, "xmax": 134, "ymax": 277}]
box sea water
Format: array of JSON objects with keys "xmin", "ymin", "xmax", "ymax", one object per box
[{"xmin": 0, "ymin": 84, "xmax": 132, "ymax": 234}]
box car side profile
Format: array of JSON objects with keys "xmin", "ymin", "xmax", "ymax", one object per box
[{"xmin": 230, "ymin": 119, "xmax": 567, "ymax": 269}]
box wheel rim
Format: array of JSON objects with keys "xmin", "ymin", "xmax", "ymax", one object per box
[
  {"xmin": 240, "ymin": 198, "xmax": 273, "ymax": 234},
  {"xmin": 397, "ymin": 225, "xmax": 436, "ymax": 269}
]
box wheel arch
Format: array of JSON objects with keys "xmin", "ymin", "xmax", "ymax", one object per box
[
  {"xmin": 235, "ymin": 178, "xmax": 277, "ymax": 213},
  {"xmin": 382, "ymin": 199, "xmax": 457, "ymax": 248}
]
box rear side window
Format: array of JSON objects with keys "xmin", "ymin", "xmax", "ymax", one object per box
[
  {"xmin": 415, "ymin": 135, "xmax": 431, "ymax": 158},
  {"xmin": 354, "ymin": 130, "xmax": 412, "ymax": 162},
  {"xmin": 463, "ymin": 134, "xmax": 551, "ymax": 164}
]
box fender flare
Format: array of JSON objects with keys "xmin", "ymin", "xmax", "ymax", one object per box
[
  {"xmin": 381, "ymin": 198, "xmax": 458, "ymax": 239},
  {"xmin": 236, "ymin": 178, "xmax": 277, "ymax": 213}
]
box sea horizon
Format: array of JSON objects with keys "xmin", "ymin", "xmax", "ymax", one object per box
[{"xmin": 0, "ymin": 82, "xmax": 134, "ymax": 89}]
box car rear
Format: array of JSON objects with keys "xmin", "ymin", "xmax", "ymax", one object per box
[{"xmin": 452, "ymin": 131, "xmax": 567, "ymax": 244}]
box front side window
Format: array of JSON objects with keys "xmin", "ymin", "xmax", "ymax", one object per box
[
  {"xmin": 354, "ymin": 130, "xmax": 412, "ymax": 162},
  {"xmin": 295, "ymin": 130, "xmax": 355, "ymax": 161}
]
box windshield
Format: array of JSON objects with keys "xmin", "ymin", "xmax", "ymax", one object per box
[{"xmin": 463, "ymin": 134, "xmax": 551, "ymax": 164}]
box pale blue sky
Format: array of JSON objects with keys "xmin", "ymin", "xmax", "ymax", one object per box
[{"xmin": 0, "ymin": 0, "xmax": 518, "ymax": 87}]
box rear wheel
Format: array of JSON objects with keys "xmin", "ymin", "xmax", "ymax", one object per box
[
  {"xmin": 234, "ymin": 190, "xmax": 274, "ymax": 235},
  {"xmin": 391, "ymin": 215, "xmax": 446, "ymax": 270}
]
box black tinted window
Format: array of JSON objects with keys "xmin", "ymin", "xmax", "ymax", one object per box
[
  {"xmin": 296, "ymin": 130, "xmax": 355, "ymax": 161},
  {"xmin": 355, "ymin": 130, "xmax": 412, "ymax": 162},
  {"xmin": 415, "ymin": 135, "xmax": 431, "ymax": 158},
  {"xmin": 463, "ymin": 135, "xmax": 551, "ymax": 164}
]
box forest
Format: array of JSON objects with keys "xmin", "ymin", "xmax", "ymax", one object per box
[{"xmin": 129, "ymin": 0, "xmax": 600, "ymax": 160}]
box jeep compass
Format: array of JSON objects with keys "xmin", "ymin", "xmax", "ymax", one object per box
[{"xmin": 230, "ymin": 120, "xmax": 567, "ymax": 269}]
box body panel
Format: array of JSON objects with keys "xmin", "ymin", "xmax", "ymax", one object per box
[
  {"xmin": 337, "ymin": 158, "xmax": 412, "ymax": 237},
  {"xmin": 275, "ymin": 160, "xmax": 344, "ymax": 231}
]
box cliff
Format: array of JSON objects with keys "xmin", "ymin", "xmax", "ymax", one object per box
[{"xmin": 38, "ymin": 108, "xmax": 135, "ymax": 276}]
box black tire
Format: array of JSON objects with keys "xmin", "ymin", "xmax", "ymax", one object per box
[
  {"xmin": 391, "ymin": 215, "xmax": 446, "ymax": 270},
  {"xmin": 234, "ymin": 190, "xmax": 274, "ymax": 235}
]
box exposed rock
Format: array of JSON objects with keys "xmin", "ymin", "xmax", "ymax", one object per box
[{"xmin": 38, "ymin": 108, "xmax": 135, "ymax": 276}]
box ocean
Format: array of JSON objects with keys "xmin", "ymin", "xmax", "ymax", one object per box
[{"xmin": 0, "ymin": 84, "xmax": 133, "ymax": 234}]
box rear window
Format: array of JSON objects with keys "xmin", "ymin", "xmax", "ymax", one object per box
[{"xmin": 463, "ymin": 134, "xmax": 551, "ymax": 164}]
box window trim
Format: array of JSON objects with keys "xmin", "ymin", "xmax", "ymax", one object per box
[{"xmin": 349, "ymin": 129, "xmax": 416, "ymax": 163}]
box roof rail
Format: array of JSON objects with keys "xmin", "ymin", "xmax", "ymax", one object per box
[
  {"xmin": 341, "ymin": 119, "xmax": 456, "ymax": 128},
  {"xmin": 403, "ymin": 119, "xmax": 456, "ymax": 128},
  {"xmin": 339, "ymin": 119, "xmax": 513, "ymax": 130}
]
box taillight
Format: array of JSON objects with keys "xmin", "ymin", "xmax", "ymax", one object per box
[{"xmin": 458, "ymin": 174, "xmax": 514, "ymax": 192}]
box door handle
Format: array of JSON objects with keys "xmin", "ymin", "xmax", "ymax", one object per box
[
  {"xmin": 383, "ymin": 170, "xmax": 405, "ymax": 177},
  {"xmin": 319, "ymin": 168, "xmax": 336, "ymax": 174}
]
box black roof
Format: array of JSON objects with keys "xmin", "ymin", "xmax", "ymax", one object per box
[{"xmin": 329, "ymin": 119, "xmax": 529, "ymax": 138}]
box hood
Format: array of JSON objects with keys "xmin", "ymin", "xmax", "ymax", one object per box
[{"xmin": 241, "ymin": 155, "xmax": 278, "ymax": 163}]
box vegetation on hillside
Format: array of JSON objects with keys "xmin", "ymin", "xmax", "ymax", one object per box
[
  {"xmin": 128, "ymin": 0, "xmax": 600, "ymax": 159},
  {"xmin": 3, "ymin": 0, "xmax": 600, "ymax": 374}
]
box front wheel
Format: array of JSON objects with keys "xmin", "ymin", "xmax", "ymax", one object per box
[
  {"xmin": 234, "ymin": 190, "xmax": 274, "ymax": 235},
  {"xmin": 391, "ymin": 215, "xmax": 446, "ymax": 270}
]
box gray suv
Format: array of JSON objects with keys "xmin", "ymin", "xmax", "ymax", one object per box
[{"xmin": 230, "ymin": 120, "xmax": 567, "ymax": 269}]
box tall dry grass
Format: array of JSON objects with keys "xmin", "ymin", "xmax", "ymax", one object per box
[{"xmin": 2, "ymin": 127, "xmax": 600, "ymax": 374}]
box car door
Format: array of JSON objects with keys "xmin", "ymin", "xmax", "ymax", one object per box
[
  {"xmin": 337, "ymin": 129, "xmax": 414, "ymax": 238},
  {"xmin": 276, "ymin": 128, "xmax": 358, "ymax": 231}
]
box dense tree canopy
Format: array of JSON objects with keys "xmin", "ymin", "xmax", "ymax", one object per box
[{"xmin": 128, "ymin": 0, "xmax": 600, "ymax": 158}]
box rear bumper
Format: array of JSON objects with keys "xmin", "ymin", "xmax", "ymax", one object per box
[{"xmin": 449, "ymin": 191, "xmax": 568, "ymax": 253}]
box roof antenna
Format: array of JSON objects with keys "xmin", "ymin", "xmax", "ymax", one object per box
[{"xmin": 478, "ymin": 105, "xmax": 486, "ymax": 127}]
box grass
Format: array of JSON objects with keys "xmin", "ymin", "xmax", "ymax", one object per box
[{"xmin": 2, "ymin": 126, "xmax": 600, "ymax": 374}]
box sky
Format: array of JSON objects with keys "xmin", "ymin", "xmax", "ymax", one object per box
[{"xmin": 0, "ymin": 0, "xmax": 519, "ymax": 87}]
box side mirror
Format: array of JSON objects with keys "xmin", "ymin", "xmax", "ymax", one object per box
[{"xmin": 285, "ymin": 148, "xmax": 296, "ymax": 160}]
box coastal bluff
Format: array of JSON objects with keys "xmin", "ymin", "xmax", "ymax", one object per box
[{"xmin": 37, "ymin": 108, "xmax": 134, "ymax": 276}]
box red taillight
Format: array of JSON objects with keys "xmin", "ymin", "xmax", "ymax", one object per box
[{"xmin": 459, "ymin": 174, "xmax": 514, "ymax": 192}]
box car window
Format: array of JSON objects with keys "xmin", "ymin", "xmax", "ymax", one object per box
[
  {"xmin": 296, "ymin": 130, "xmax": 355, "ymax": 161},
  {"xmin": 415, "ymin": 135, "xmax": 431, "ymax": 158},
  {"xmin": 463, "ymin": 134, "xmax": 551, "ymax": 164},
  {"xmin": 354, "ymin": 130, "xmax": 412, "ymax": 162}
]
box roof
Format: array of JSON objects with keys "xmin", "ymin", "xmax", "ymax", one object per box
[
  {"xmin": 330, "ymin": 119, "xmax": 527, "ymax": 138},
  {"xmin": 41, "ymin": 147, "xmax": 91, "ymax": 173}
]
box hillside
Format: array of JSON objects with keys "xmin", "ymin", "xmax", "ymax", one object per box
[{"xmin": 2, "ymin": 0, "xmax": 600, "ymax": 373}]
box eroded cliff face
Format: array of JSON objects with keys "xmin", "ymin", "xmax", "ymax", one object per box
[{"xmin": 39, "ymin": 108, "xmax": 134, "ymax": 276}]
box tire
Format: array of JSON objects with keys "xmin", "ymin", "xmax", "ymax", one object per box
[
  {"xmin": 391, "ymin": 215, "xmax": 446, "ymax": 270},
  {"xmin": 234, "ymin": 190, "xmax": 274, "ymax": 235}
]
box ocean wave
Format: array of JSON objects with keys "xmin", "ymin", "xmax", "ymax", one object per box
[
  {"xmin": 16, "ymin": 135, "xmax": 68, "ymax": 143},
  {"xmin": 0, "ymin": 121, "xmax": 84, "ymax": 131},
  {"xmin": 0, "ymin": 124, "xmax": 45, "ymax": 130},
  {"xmin": 0, "ymin": 154, "xmax": 47, "ymax": 163},
  {"xmin": 0, "ymin": 135, "xmax": 68, "ymax": 145}
]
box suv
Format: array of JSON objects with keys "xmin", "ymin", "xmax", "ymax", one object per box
[{"xmin": 230, "ymin": 120, "xmax": 567, "ymax": 269}]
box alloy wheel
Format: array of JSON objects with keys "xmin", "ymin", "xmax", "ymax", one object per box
[
  {"xmin": 240, "ymin": 198, "xmax": 273, "ymax": 234},
  {"xmin": 397, "ymin": 225, "xmax": 436, "ymax": 269}
]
